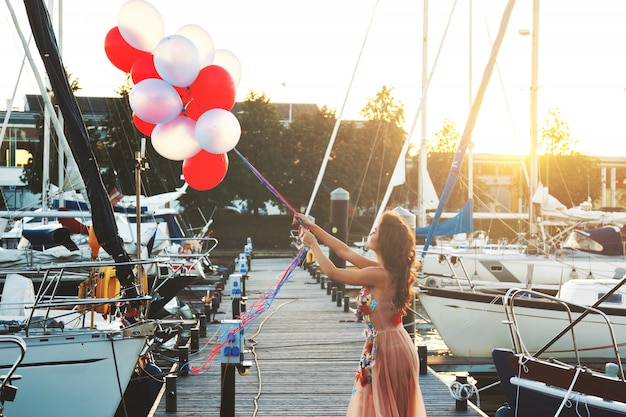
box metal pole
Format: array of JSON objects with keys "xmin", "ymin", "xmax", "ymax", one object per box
[
  {"xmin": 220, "ymin": 364, "xmax": 236, "ymax": 417},
  {"xmin": 329, "ymin": 188, "xmax": 348, "ymax": 293}
]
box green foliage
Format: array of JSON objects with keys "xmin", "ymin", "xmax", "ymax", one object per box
[
  {"xmin": 540, "ymin": 108, "xmax": 578, "ymax": 156},
  {"xmin": 283, "ymin": 105, "xmax": 337, "ymax": 217},
  {"xmin": 428, "ymin": 118, "xmax": 460, "ymax": 153}
]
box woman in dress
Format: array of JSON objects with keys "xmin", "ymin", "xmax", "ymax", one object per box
[{"xmin": 294, "ymin": 211, "xmax": 427, "ymax": 417}]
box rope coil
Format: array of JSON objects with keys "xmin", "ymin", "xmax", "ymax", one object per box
[{"xmin": 448, "ymin": 380, "xmax": 480, "ymax": 407}]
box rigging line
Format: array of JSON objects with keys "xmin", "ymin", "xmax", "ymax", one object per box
[
  {"xmin": 304, "ymin": 0, "xmax": 381, "ymax": 217},
  {"xmin": 348, "ymin": 118, "xmax": 385, "ymax": 231},
  {"xmin": 422, "ymin": 0, "xmax": 517, "ymax": 257},
  {"xmin": 371, "ymin": 0, "xmax": 459, "ymax": 234},
  {"xmin": 0, "ymin": 38, "xmax": 29, "ymax": 149}
]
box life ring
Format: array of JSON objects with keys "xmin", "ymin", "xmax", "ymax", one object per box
[{"xmin": 96, "ymin": 266, "xmax": 120, "ymax": 314}]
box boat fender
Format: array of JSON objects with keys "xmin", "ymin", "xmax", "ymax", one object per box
[
  {"xmin": 495, "ymin": 405, "xmax": 514, "ymax": 417},
  {"xmin": 96, "ymin": 266, "xmax": 121, "ymax": 314}
]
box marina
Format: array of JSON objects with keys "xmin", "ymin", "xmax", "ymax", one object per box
[
  {"xmin": 148, "ymin": 256, "xmax": 488, "ymax": 417},
  {"xmin": 3, "ymin": 1, "xmax": 626, "ymax": 416}
]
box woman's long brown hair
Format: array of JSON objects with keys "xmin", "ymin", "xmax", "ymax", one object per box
[{"xmin": 376, "ymin": 211, "xmax": 417, "ymax": 312}]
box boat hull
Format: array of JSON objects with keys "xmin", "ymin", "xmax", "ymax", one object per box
[
  {"xmin": 492, "ymin": 348, "xmax": 626, "ymax": 417},
  {"xmin": 0, "ymin": 325, "xmax": 152, "ymax": 417},
  {"xmin": 417, "ymin": 287, "xmax": 626, "ymax": 361}
]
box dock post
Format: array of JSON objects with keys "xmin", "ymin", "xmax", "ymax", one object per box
[
  {"xmin": 455, "ymin": 373, "xmax": 468, "ymax": 411},
  {"xmin": 329, "ymin": 188, "xmax": 348, "ymax": 294},
  {"xmin": 165, "ymin": 374, "xmax": 177, "ymax": 412},
  {"xmin": 220, "ymin": 364, "xmax": 236, "ymax": 417},
  {"xmin": 418, "ymin": 346, "xmax": 427, "ymax": 375},
  {"xmin": 178, "ymin": 345, "xmax": 189, "ymax": 376},
  {"xmin": 190, "ymin": 327, "xmax": 199, "ymax": 353},
  {"xmin": 343, "ymin": 296, "xmax": 350, "ymax": 312},
  {"xmin": 199, "ymin": 314, "xmax": 207, "ymax": 337},
  {"xmin": 331, "ymin": 287, "xmax": 337, "ymax": 302},
  {"xmin": 336, "ymin": 291, "xmax": 343, "ymax": 307}
]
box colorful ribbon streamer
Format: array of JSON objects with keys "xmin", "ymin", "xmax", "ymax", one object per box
[{"xmin": 189, "ymin": 150, "xmax": 307, "ymax": 373}]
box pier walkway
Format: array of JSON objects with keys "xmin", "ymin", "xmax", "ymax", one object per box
[{"xmin": 149, "ymin": 257, "xmax": 487, "ymax": 417}]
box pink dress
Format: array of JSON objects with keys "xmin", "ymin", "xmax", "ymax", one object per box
[{"xmin": 347, "ymin": 287, "xmax": 427, "ymax": 417}]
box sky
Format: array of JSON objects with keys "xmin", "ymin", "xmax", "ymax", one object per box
[{"xmin": 2, "ymin": 0, "xmax": 626, "ymax": 156}]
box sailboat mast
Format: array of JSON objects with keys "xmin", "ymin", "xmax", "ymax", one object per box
[
  {"xmin": 422, "ymin": 0, "xmax": 516, "ymax": 255},
  {"xmin": 529, "ymin": 0, "xmax": 540, "ymax": 241},
  {"xmin": 417, "ymin": 0, "xmax": 429, "ymax": 228},
  {"xmin": 304, "ymin": 1, "xmax": 380, "ymax": 217}
]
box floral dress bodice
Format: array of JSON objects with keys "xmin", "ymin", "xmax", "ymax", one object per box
[{"xmin": 353, "ymin": 287, "xmax": 403, "ymax": 388}]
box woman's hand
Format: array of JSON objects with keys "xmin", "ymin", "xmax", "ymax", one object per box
[
  {"xmin": 302, "ymin": 230, "xmax": 318, "ymax": 248},
  {"xmin": 293, "ymin": 213, "xmax": 314, "ymax": 229}
]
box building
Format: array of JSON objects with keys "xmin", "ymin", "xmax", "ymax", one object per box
[{"xmin": 1, "ymin": 94, "xmax": 625, "ymax": 213}]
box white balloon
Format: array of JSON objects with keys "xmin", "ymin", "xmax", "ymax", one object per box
[
  {"xmin": 151, "ymin": 116, "xmax": 201, "ymax": 161},
  {"xmin": 153, "ymin": 35, "xmax": 201, "ymax": 87},
  {"xmin": 129, "ymin": 78, "xmax": 182, "ymax": 124},
  {"xmin": 195, "ymin": 109, "xmax": 241, "ymax": 154},
  {"xmin": 176, "ymin": 24, "xmax": 216, "ymax": 68},
  {"xmin": 118, "ymin": 0, "xmax": 164, "ymax": 52},
  {"xmin": 213, "ymin": 49, "xmax": 243, "ymax": 86}
]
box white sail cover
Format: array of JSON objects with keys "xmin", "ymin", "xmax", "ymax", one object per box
[{"xmin": 533, "ymin": 182, "xmax": 626, "ymax": 227}]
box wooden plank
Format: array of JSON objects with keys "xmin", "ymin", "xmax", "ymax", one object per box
[{"xmin": 150, "ymin": 258, "xmax": 487, "ymax": 417}]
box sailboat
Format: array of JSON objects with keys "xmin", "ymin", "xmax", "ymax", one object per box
[
  {"xmin": 491, "ymin": 287, "xmax": 626, "ymax": 417},
  {"xmin": 0, "ymin": 1, "xmax": 158, "ymax": 415}
]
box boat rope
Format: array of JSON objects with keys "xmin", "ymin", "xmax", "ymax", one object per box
[
  {"xmin": 246, "ymin": 299, "xmax": 297, "ymax": 417},
  {"xmin": 109, "ymin": 333, "xmax": 129, "ymax": 417},
  {"xmin": 448, "ymin": 379, "xmax": 480, "ymax": 408},
  {"xmin": 552, "ymin": 366, "xmax": 583, "ymax": 417}
]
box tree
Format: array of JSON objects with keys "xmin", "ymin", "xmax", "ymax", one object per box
[
  {"xmin": 283, "ymin": 105, "xmax": 337, "ymax": 216},
  {"xmin": 330, "ymin": 86, "xmax": 406, "ymax": 228},
  {"xmin": 427, "ymin": 117, "xmax": 460, "ymax": 154},
  {"xmin": 216, "ymin": 92, "xmax": 287, "ymax": 214},
  {"xmin": 537, "ymin": 107, "xmax": 601, "ymax": 207},
  {"xmin": 425, "ymin": 118, "xmax": 466, "ymax": 210}
]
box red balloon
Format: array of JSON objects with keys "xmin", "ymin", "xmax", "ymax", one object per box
[
  {"xmin": 132, "ymin": 113, "xmax": 156, "ymax": 136},
  {"xmin": 182, "ymin": 150, "xmax": 229, "ymax": 191},
  {"xmin": 104, "ymin": 27, "xmax": 150, "ymax": 73},
  {"xmin": 130, "ymin": 54, "xmax": 160, "ymax": 84},
  {"xmin": 189, "ymin": 65, "xmax": 236, "ymax": 112}
]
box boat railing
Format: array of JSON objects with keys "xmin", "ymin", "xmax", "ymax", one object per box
[
  {"xmin": 0, "ymin": 334, "xmax": 26, "ymax": 411},
  {"xmin": 503, "ymin": 287, "xmax": 625, "ymax": 380},
  {"xmin": 157, "ymin": 236, "xmax": 219, "ymax": 257},
  {"xmin": 418, "ymin": 252, "xmax": 476, "ymax": 290},
  {"xmin": 14, "ymin": 258, "xmax": 160, "ymax": 335}
]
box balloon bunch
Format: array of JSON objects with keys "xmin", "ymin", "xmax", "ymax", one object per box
[{"xmin": 104, "ymin": 0, "xmax": 243, "ymax": 191}]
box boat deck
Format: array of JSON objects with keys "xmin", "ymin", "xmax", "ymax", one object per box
[{"xmin": 148, "ymin": 257, "xmax": 487, "ymax": 416}]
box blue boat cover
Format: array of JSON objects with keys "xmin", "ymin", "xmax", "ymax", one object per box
[{"xmin": 415, "ymin": 199, "xmax": 474, "ymax": 237}]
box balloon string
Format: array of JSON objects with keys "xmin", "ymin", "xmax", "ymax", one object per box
[
  {"xmin": 233, "ymin": 147, "xmax": 299, "ymax": 216},
  {"xmin": 188, "ymin": 245, "xmax": 307, "ymax": 374}
]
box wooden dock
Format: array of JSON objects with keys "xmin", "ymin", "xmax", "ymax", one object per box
[{"xmin": 148, "ymin": 257, "xmax": 488, "ymax": 417}]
